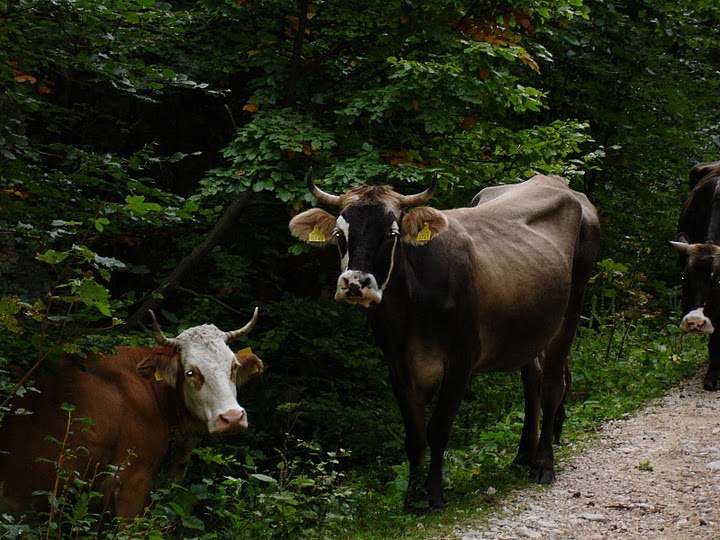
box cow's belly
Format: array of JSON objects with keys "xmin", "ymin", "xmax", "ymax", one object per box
[{"xmin": 475, "ymin": 308, "xmax": 567, "ymax": 373}]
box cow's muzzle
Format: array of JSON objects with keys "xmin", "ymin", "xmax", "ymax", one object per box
[
  {"xmin": 214, "ymin": 408, "xmax": 248, "ymax": 433},
  {"xmin": 336, "ymin": 270, "xmax": 382, "ymax": 307},
  {"xmin": 681, "ymin": 308, "xmax": 715, "ymax": 334}
]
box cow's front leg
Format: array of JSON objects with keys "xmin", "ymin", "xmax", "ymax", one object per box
[
  {"xmin": 705, "ymin": 332, "xmax": 720, "ymax": 391},
  {"xmin": 392, "ymin": 386, "xmax": 428, "ymax": 511},
  {"xmin": 425, "ymin": 367, "xmax": 471, "ymax": 509},
  {"xmin": 112, "ymin": 471, "xmax": 153, "ymax": 519}
]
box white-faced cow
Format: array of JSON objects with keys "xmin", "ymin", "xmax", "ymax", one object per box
[
  {"xmin": 289, "ymin": 173, "xmax": 600, "ymax": 509},
  {"xmin": 671, "ymin": 160, "xmax": 720, "ymax": 390},
  {"xmin": 0, "ymin": 309, "xmax": 263, "ymax": 518}
]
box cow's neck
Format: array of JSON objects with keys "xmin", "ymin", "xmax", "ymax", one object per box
[{"xmin": 151, "ymin": 380, "xmax": 195, "ymax": 435}]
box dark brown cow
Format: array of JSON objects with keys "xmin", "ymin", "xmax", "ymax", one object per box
[
  {"xmin": 671, "ymin": 160, "xmax": 720, "ymax": 390},
  {"xmin": 290, "ymin": 174, "xmax": 600, "ymax": 509},
  {"xmin": 0, "ymin": 309, "xmax": 263, "ymax": 518}
]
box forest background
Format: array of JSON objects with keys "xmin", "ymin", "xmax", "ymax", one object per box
[{"xmin": 1, "ymin": 0, "xmax": 719, "ymax": 538}]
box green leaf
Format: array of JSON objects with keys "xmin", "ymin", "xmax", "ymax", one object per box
[
  {"xmin": 250, "ymin": 473, "xmax": 277, "ymax": 484},
  {"xmin": 73, "ymin": 279, "xmax": 112, "ymax": 316},
  {"xmin": 36, "ymin": 250, "xmax": 70, "ymax": 265},
  {"xmin": 125, "ymin": 195, "xmax": 163, "ymax": 215}
]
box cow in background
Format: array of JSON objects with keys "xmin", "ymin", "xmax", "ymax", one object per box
[
  {"xmin": 689, "ymin": 160, "xmax": 720, "ymax": 190},
  {"xmin": 671, "ymin": 160, "xmax": 720, "ymax": 390},
  {"xmin": 290, "ymin": 174, "xmax": 600, "ymax": 510},
  {"xmin": 0, "ymin": 309, "xmax": 263, "ymax": 518}
]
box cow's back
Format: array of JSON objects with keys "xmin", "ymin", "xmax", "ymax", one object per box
[
  {"xmin": 0, "ymin": 348, "xmax": 168, "ymax": 514},
  {"xmin": 452, "ymin": 175, "xmax": 586, "ymax": 315},
  {"xmin": 690, "ymin": 161, "xmax": 720, "ymax": 189},
  {"xmin": 678, "ymin": 174, "xmax": 720, "ymax": 244}
]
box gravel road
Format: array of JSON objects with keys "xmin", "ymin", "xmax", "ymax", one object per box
[{"xmin": 442, "ymin": 369, "xmax": 720, "ymax": 540}]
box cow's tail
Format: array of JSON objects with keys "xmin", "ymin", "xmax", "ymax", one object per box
[{"xmin": 553, "ymin": 364, "xmax": 571, "ymax": 444}]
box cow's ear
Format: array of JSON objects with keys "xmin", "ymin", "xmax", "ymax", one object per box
[
  {"xmin": 675, "ymin": 232, "xmax": 691, "ymax": 244},
  {"xmin": 400, "ymin": 206, "xmax": 449, "ymax": 246},
  {"xmin": 137, "ymin": 349, "xmax": 180, "ymax": 388},
  {"xmin": 289, "ymin": 208, "xmax": 338, "ymax": 246},
  {"xmin": 233, "ymin": 352, "xmax": 264, "ymax": 385}
]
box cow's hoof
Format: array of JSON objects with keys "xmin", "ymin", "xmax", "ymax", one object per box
[
  {"xmin": 529, "ymin": 466, "xmax": 556, "ymax": 484},
  {"xmin": 404, "ymin": 499, "xmax": 431, "ymax": 514},
  {"xmin": 512, "ymin": 453, "xmax": 532, "ymax": 468},
  {"xmin": 428, "ymin": 495, "xmax": 445, "ymax": 511},
  {"xmin": 703, "ymin": 377, "xmax": 720, "ymax": 391}
]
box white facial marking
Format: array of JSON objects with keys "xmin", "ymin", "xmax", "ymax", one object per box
[
  {"xmin": 681, "ymin": 308, "xmax": 715, "ymax": 334},
  {"xmin": 336, "ymin": 215, "xmax": 350, "ymax": 272}
]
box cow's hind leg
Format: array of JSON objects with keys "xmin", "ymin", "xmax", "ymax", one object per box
[
  {"xmin": 531, "ymin": 355, "xmax": 565, "ymax": 484},
  {"xmin": 532, "ymin": 304, "xmax": 581, "ymax": 482},
  {"xmin": 704, "ymin": 333, "xmax": 720, "ymax": 391},
  {"xmin": 513, "ymin": 358, "xmax": 542, "ymax": 467}
]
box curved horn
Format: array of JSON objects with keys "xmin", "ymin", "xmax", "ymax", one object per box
[
  {"xmin": 399, "ymin": 174, "xmax": 438, "ymax": 208},
  {"xmin": 149, "ymin": 310, "xmax": 180, "ymax": 348},
  {"xmin": 307, "ymin": 168, "xmax": 342, "ymax": 207},
  {"xmin": 225, "ymin": 307, "xmax": 259, "ymax": 341}
]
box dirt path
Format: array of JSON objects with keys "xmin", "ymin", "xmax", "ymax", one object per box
[{"xmin": 443, "ymin": 370, "xmax": 720, "ymax": 540}]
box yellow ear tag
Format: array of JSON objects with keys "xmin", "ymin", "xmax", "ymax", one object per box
[
  {"xmin": 154, "ymin": 368, "xmax": 164, "ymax": 382},
  {"xmin": 238, "ymin": 347, "xmax": 260, "ymax": 375},
  {"xmin": 416, "ymin": 222, "xmax": 432, "ymax": 242},
  {"xmin": 308, "ymin": 226, "xmax": 326, "ymax": 243}
]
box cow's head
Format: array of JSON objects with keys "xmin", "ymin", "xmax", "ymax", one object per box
[
  {"xmin": 289, "ymin": 173, "xmax": 448, "ymax": 307},
  {"xmin": 138, "ymin": 309, "xmax": 263, "ymax": 434},
  {"xmin": 670, "ymin": 236, "xmax": 720, "ymax": 334}
]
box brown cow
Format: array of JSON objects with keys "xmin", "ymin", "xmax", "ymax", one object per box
[
  {"xmin": 290, "ymin": 173, "xmax": 600, "ymax": 510},
  {"xmin": 0, "ymin": 309, "xmax": 263, "ymax": 518}
]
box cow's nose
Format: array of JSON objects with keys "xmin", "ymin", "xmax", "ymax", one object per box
[
  {"xmin": 687, "ymin": 319, "xmax": 706, "ymax": 332},
  {"xmin": 347, "ymin": 282, "xmax": 362, "ymax": 297},
  {"xmin": 218, "ymin": 408, "xmax": 248, "ymax": 431}
]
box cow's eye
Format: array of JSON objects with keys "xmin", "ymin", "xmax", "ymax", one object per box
[
  {"xmin": 388, "ymin": 229, "xmax": 399, "ymax": 237},
  {"xmin": 185, "ymin": 369, "xmax": 195, "ymax": 377}
]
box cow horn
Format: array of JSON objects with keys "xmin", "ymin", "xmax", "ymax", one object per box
[
  {"xmin": 399, "ymin": 174, "xmax": 438, "ymax": 208},
  {"xmin": 149, "ymin": 310, "xmax": 180, "ymax": 348},
  {"xmin": 307, "ymin": 168, "xmax": 342, "ymax": 207},
  {"xmin": 225, "ymin": 307, "xmax": 259, "ymax": 341}
]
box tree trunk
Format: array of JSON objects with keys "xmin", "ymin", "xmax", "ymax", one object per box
[{"xmin": 123, "ymin": 190, "xmax": 253, "ymax": 329}]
